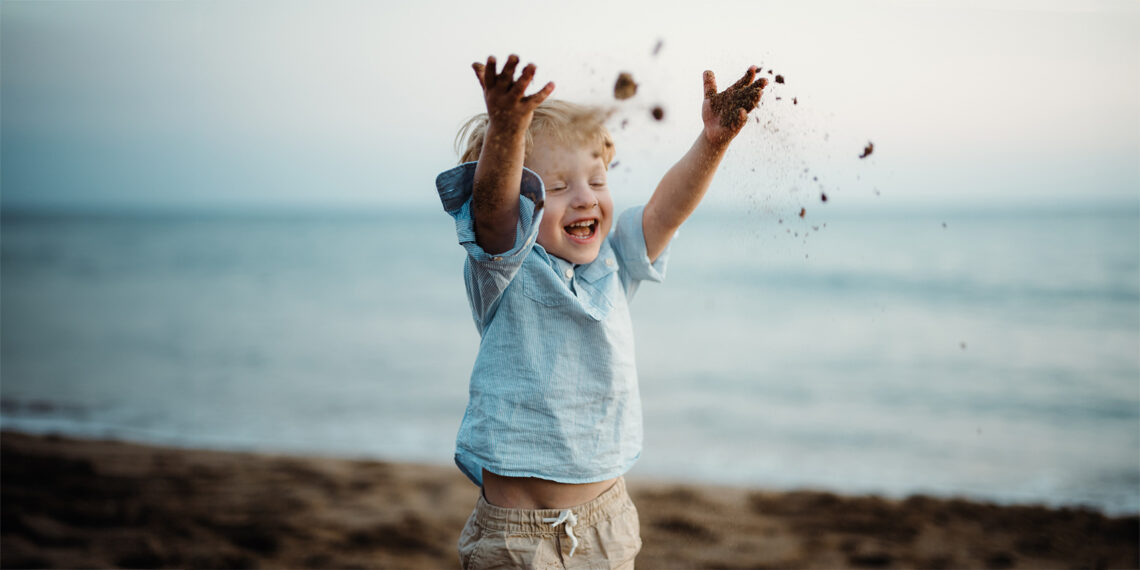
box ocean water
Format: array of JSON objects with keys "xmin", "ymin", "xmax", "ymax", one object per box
[{"xmin": 2, "ymin": 204, "xmax": 1137, "ymax": 515}]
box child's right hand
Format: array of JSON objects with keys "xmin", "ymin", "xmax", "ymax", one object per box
[
  {"xmin": 468, "ymin": 55, "xmax": 553, "ymax": 255},
  {"xmin": 473, "ymin": 55, "xmax": 555, "ymax": 131}
]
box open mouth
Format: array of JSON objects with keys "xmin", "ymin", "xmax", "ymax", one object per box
[{"xmin": 563, "ymin": 219, "xmax": 598, "ymax": 242}]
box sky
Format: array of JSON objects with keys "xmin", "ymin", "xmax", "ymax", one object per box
[{"xmin": 1, "ymin": 0, "xmax": 1137, "ymax": 213}]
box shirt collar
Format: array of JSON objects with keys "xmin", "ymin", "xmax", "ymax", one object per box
[
  {"xmin": 549, "ymin": 255, "xmax": 576, "ymax": 285},
  {"xmin": 577, "ymin": 240, "xmax": 619, "ymax": 284},
  {"xmin": 537, "ymin": 240, "xmax": 620, "ymax": 285}
]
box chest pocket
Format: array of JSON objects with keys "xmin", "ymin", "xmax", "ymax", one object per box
[
  {"xmin": 518, "ymin": 264, "xmax": 621, "ymax": 322},
  {"xmin": 519, "ymin": 266, "xmax": 575, "ymax": 307},
  {"xmin": 575, "ymin": 271, "xmax": 618, "ymax": 321}
]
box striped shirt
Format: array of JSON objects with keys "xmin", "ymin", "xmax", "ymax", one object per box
[{"xmin": 436, "ymin": 162, "xmax": 669, "ymax": 486}]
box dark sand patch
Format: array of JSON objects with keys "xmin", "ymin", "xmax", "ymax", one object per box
[{"xmin": 3, "ymin": 432, "xmax": 1135, "ymax": 569}]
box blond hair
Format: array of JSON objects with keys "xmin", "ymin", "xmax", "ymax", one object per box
[{"xmin": 455, "ymin": 100, "xmax": 616, "ymax": 167}]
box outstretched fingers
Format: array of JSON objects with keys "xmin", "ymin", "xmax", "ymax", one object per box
[
  {"xmin": 744, "ymin": 80, "xmax": 764, "ymax": 106},
  {"xmin": 472, "ymin": 62, "xmax": 486, "ymax": 89},
  {"xmin": 728, "ymin": 65, "xmax": 759, "ymax": 92},
  {"xmin": 476, "ymin": 54, "xmax": 547, "ymax": 98},
  {"xmin": 482, "ymin": 56, "xmax": 498, "ymax": 89},
  {"xmin": 512, "ymin": 63, "xmax": 536, "ymax": 95},
  {"xmin": 705, "ymin": 66, "xmax": 764, "ymax": 101},
  {"xmin": 473, "ymin": 54, "xmax": 555, "ymax": 118},
  {"xmin": 703, "ymin": 70, "xmax": 718, "ymax": 99},
  {"xmin": 522, "ymin": 81, "xmax": 555, "ymax": 106},
  {"xmin": 498, "ymin": 54, "xmax": 520, "ymax": 85}
]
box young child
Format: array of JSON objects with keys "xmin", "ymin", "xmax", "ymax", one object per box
[{"xmin": 436, "ymin": 53, "xmax": 764, "ymax": 569}]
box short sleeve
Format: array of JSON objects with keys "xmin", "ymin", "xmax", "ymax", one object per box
[
  {"xmin": 436, "ymin": 162, "xmax": 545, "ymax": 325},
  {"xmin": 610, "ymin": 205, "xmax": 669, "ymax": 293}
]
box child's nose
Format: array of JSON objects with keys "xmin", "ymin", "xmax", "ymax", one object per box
[{"xmin": 570, "ymin": 184, "xmax": 597, "ymax": 208}]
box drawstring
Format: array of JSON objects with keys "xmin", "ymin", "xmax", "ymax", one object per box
[{"xmin": 543, "ymin": 509, "xmax": 579, "ymax": 558}]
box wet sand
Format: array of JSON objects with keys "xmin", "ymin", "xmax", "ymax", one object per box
[{"xmin": 2, "ymin": 431, "xmax": 1136, "ymax": 569}]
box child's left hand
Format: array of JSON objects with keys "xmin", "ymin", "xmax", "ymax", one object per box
[{"xmin": 701, "ymin": 66, "xmax": 766, "ymax": 148}]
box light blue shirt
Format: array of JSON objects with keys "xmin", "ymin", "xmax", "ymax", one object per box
[{"xmin": 436, "ymin": 162, "xmax": 669, "ymax": 487}]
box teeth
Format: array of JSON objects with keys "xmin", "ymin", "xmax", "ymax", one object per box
[{"xmin": 567, "ymin": 220, "xmax": 593, "ymax": 228}]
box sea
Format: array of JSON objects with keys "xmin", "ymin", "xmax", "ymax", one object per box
[{"xmin": 2, "ymin": 203, "xmax": 1138, "ymax": 515}]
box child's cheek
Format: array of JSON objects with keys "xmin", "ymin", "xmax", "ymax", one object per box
[
  {"xmin": 598, "ymin": 220, "xmax": 613, "ymax": 242},
  {"xmin": 536, "ymin": 216, "xmax": 559, "ymax": 250}
]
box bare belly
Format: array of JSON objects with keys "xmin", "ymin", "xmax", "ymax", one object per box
[{"xmin": 482, "ymin": 470, "xmax": 618, "ymax": 510}]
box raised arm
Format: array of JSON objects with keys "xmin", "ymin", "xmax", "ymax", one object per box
[
  {"xmin": 642, "ymin": 66, "xmax": 765, "ymax": 261},
  {"xmin": 470, "ymin": 54, "xmax": 555, "ymax": 255}
]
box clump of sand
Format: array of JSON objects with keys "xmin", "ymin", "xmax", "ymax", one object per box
[
  {"xmin": 859, "ymin": 141, "xmax": 874, "ymax": 158},
  {"xmin": 614, "ymin": 72, "xmax": 638, "ymax": 100}
]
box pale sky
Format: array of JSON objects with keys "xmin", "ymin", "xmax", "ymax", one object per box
[{"xmin": 2, "ymin": 0, "xmax": 1137, "ymax": 212}]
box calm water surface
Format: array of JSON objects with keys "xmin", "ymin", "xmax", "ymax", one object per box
[{"xmin": 2, "ymin": 205, "xmax": 1137, "ymax": 514}]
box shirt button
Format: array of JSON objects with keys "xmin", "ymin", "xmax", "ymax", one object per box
[
  {"xmin": 605, "ymin": 258, "xmax": 615, "ymax": 267},
  {"xmin": 564, "ymin": 268, "xmax": 574, "ymax": 279},
  {"xmin": 492, "ymin": 256, "xmax": 502, "ymax": 261}
]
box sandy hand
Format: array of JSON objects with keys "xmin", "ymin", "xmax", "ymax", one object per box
[
  {"xmin": 702, "ymin": 66, "xmax": 766, "ymax": 147},
  {"xmin": 472, "ymin": 54, "xmax": 555, "ymax": 129}
]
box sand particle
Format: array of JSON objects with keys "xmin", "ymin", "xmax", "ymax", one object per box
[
  {"xmin": 859, "ymin": 141, "xmax": 874, "ymax": 159},
  {"xmin": 614, "ymin": 73, "xmax": 638, "ymax": 100}
]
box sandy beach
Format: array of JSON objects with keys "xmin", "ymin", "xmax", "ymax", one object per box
[{"xmin": 2, "ymin": 431, "xmax": 1136, "ymax": 569}]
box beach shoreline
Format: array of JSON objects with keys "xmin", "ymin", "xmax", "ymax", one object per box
[{"xmin": 2, "ymin": 430, "xmax": 1136, "ymax": 569}]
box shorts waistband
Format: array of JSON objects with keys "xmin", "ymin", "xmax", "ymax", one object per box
[{"xmin": 473, "ymin": 477, "xmax": 632, "ymax": 534}]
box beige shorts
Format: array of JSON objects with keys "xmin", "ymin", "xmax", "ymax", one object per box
[{"xmin": 458, "ymin": 477, "xmax": 642, "ymax": 569}]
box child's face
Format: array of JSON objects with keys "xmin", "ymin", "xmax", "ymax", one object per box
[{"xmin": 527, "ymin": 134, "xmax": 614, "ymax": 265}]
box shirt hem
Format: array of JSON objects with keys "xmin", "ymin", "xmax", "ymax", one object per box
[{"xmin": 456, "ymin": 450, "xmax": 641, "ymax": 487}]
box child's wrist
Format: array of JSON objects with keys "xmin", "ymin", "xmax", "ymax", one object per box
[
  {"xmin": 482, "ymin": 120, "xmax": 526, "ymax": 146},
  {"xmin": 700, "ymin": 128, "xmax": 733, "ymax": 153},
  {"xmin": 486, "ymin": 113, "xmax": 529, "ymax": 136},
  {"xmin": 477, "ymin": 122, "xmax": 529, "ymax": 167}
]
